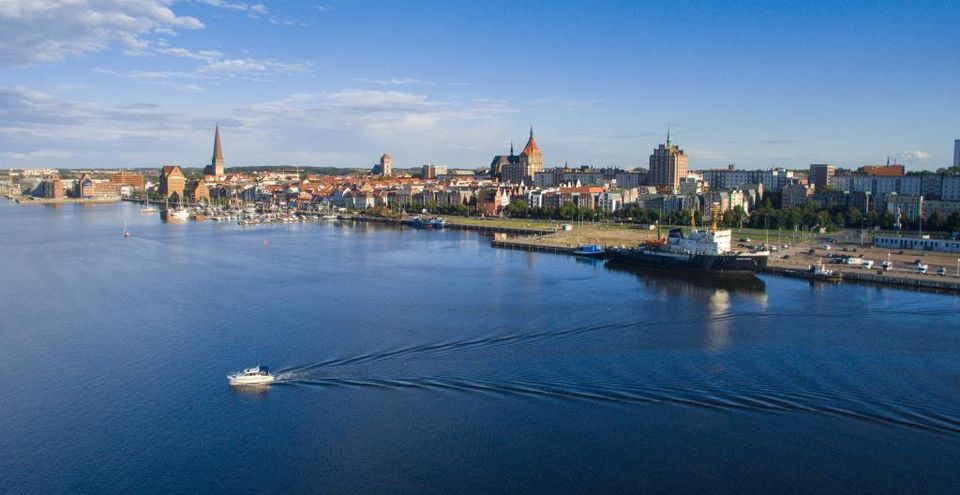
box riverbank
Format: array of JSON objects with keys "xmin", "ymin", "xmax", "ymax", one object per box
[
  {"xmin": 460, "ymin": 217, "xmax": 960, "ymax": 294},
  {"xmin": 8, "ymin": 195, "xmax": 121, "ymax": 205}
]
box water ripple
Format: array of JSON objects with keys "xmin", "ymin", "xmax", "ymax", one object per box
[{"xmin": 276, "ymin": 374, "xmax": 960, "ymax": 435}]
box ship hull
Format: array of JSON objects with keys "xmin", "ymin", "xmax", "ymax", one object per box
[{"xmin": 607, "ymin": 248, "xmax": 768, "ymax": 276}]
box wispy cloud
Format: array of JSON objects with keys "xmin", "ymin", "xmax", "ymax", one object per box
[
  {"xmin": 354, "ymin": 78, "xmax": 433, "ymax": 86},
  {"xmin": 196, "ymin": 0, "xmax": 303, "ymax": 25},
  {"xmin": 94, "ymin": 45, "xmax": 310, "ymax": 89},
  {"xmin": 199, "ymin": 58, "xmax": 308, "ymax": 77}
]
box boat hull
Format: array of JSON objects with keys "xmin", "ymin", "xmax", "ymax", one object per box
[
  {"xmin": 227, "ymin": 374, "xmax": 275, "ymax": 386},
  {"xmin": 572, "ymin": 250, "xmax": 605, "ymax": 258},
  {"xmin": 607, "ymin": 248, "xmax": 767, "ymax": 276}
]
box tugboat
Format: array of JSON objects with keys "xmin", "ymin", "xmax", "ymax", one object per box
[
  {"xmin": 573, "ymin": 243, "xmax": 605, "ymax": 258},
  {"xmin": 606, "ymin": 205, "xmax": 768, "ymax": 276},
  {"xmin": 227, "ymin": 365, "xmax": 275, "ymax": 386}
]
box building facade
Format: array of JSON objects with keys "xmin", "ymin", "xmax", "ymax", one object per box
[
  {"xmin": 701, "ymin": 166, "xmax": 793, "ymax": 193},
  {"xmin": 110, "ymin": 172, "xmax": 145, "ymax": 190},
  {"xmin": 41, "ymin": 177, "xmax": 64, "ymax": 199},
  {"xmin": 159, "ymin": 165, "xmax": 186, "ymax": 199},
  {"xmin": 502, "ymin": 128, "xmax": 544, "ymax": 185},
  {"xmin": 372, "ymin": 153, "xmax": 393, "ymax": 176},
  {"xmin": 781, "ymin": 183, "xmax": 813, "ymax": 209},
  {"xmin": 648, "ymin": 131, "xmax": 687, "ymax": 190},
  {"xmin": 809, "ymin": 164, "xmax": 836, "ymax": 192}
]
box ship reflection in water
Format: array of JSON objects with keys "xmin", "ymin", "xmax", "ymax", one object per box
[
  {"xmin": 603, "ymin": 260, "xmax": 767, "ymax": 354},
  {"xmin": 602, "ymin": 259, "xmax": 767, "ymax": 295}
]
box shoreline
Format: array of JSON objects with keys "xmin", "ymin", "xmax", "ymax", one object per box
[
  {"xmin": 346, "ymin": 215, "xmax": 960, "ymax": 294},
  {"xmin": 7, "ymin": 195, "xmax": 121, "ymax": 205}
]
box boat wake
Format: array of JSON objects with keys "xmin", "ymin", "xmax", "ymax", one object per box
[
  {"xmin": 276, "ymin": 305, "xmax": 956, "ymax": 376},
  {"xmin": 268, "ymin": 305, "xmax": 960, "ymax": 435},
  {"xmin": 275, "ymin": 374, "xmax": 960, "ymax": 435}
]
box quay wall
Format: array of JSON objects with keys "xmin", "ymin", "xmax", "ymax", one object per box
[
  {"xmin": 490, "ymin": 236, "xmax": 960, "ymax": 294},
  {"xmin": 349, "ymin": 215, "xmax": 552, "ymax": 236},
  {"xmin": 12, "ymin": 196, "xmax": 120, "ymax": 205}
]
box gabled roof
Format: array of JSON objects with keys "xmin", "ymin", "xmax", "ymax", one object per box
[{"xmin": 161, "ymin": 165, "xmax": 184, "ymax": 176}]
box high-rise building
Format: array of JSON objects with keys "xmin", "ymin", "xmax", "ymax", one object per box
[
  {"xmin": 809, "ymin": 164, "xmax": 836, "ymax": 192},
  {"xmin": 648, "ymin": 130, "xmax": 687, "ymax": 190},
  {"xmin": 954, "ymin": 139, "xmax": 959, "ymax": 167}
]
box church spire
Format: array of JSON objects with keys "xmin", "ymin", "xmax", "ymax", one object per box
[
  {"xmin": 211, "ymin": 124, "xmax": 224, "ymax": 175},
  {"xmin": 666, "ymin": 125, "xmax": 671, "ymax": 147},
  {"xmin": 510, "ymin": 141, "xmax": 514, "ymax": 156},
  {"xmin": 213, "ymin": 125, "xmax": 223, "ymax": 162},
  {"xmin": 530, "ymin": 126, "xmax": 534, "ymax": 139}
]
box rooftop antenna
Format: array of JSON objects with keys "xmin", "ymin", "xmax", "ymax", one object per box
[{"xmin": 666, "ymin": 124, "xmax": 671, "ymax": 147}]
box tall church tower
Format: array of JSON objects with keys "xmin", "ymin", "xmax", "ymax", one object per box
[
  {"xmin": 380, "ymin": 153, "xmax": 392, "ymax": 176},
  {"xmin": 520, "ymin": 127, "xmax": 543, "ymax": 177},
  {"xmin": 212, "ymin": 125, "xmax": 224, "ymax": 176}
]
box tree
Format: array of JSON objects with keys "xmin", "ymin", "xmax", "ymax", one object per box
[
  {"xmin": 928, "ymin": 210, "xmax": 947, "ymax": 231},
  {"xmin": 947, "ymin": 212, "xmax": 960, "ymax": 233},
  {"xmin": 846, "ymin": 207, "xmax": 862, "ymax": 228},
  {"xmin": 505, "ymin": 198, "xmax": 529, "ymax": 217}
]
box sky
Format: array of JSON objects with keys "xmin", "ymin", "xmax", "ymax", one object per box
[{"xmin": 0, "ymin": 0, "xmax": 958, "ymax": 171}]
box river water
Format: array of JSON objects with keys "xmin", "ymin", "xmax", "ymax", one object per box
[{"xmin": 1, "ymin": 201, "xmax": 958, "ymax": 494}]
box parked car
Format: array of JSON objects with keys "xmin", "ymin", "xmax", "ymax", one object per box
[{"xmin": 937, "ymin": 267, "xmax": 946, "ymax": 276}]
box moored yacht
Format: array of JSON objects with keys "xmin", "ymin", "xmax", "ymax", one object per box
[{"xmin": 228, "ymin": 365, "xmax": 275, "ymax": 386}]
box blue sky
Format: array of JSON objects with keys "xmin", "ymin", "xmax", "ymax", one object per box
[{"xmin": 1, "ymin": 0, "xmax": 958, "ymax": 170}]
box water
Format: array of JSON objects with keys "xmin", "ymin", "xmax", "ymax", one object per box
[{"xmin": 1, "ymin": 201, "xmax": 958, "ymax": 494}]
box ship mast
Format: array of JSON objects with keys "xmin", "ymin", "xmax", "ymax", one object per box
[{"xmin": 711, "ymin": 202, "xmax": 720, "ymax": 232}]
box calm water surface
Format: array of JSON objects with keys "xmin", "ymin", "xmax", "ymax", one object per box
[{"xmin": 1, "ymin": 201, "xmax": 958, "ymax": 494}]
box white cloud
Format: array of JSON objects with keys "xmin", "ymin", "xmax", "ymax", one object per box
[
  {"xmin": 159, "ymin": 47, "xmax": 222, "ymax": 62},
  {"xmin": 198, "ymin": 57, "xmax": 308, "ymax": 77},
  {"xmin": 899, "ymin": 150, "xmax": 930, "ymax": 161},
  {"xmin": 0, "ymin": 0, "xmax": 203, "ymax": 66},
  {"xmin": 0, "ymin": 86, "xmax": 514, "ymax": 167}
]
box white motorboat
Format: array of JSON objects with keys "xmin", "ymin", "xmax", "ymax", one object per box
[{"xmin": 228, "ymin": 365, "xmax": 275, "ymax": 386}]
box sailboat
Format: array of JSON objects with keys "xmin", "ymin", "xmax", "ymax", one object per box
[
  {"xmin": 122, "ymin": 221, "xmax": 131, "ymax": 238},
  {"xmin": 140, "ymin": 191, "xmax": 159, "ymax": 213},
  {"xmin": 169, "ymin": 194, "xmax": 190, "ymax": 220}
]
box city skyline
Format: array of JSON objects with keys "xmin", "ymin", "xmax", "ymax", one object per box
[{"xmin": 1, "ymin": 1, "xmax": 958, "ymax": 170}]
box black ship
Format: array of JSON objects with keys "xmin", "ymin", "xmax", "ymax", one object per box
[{"xmin": 607, "ymin": 227, "xmax": 768, "ymax": 277}]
